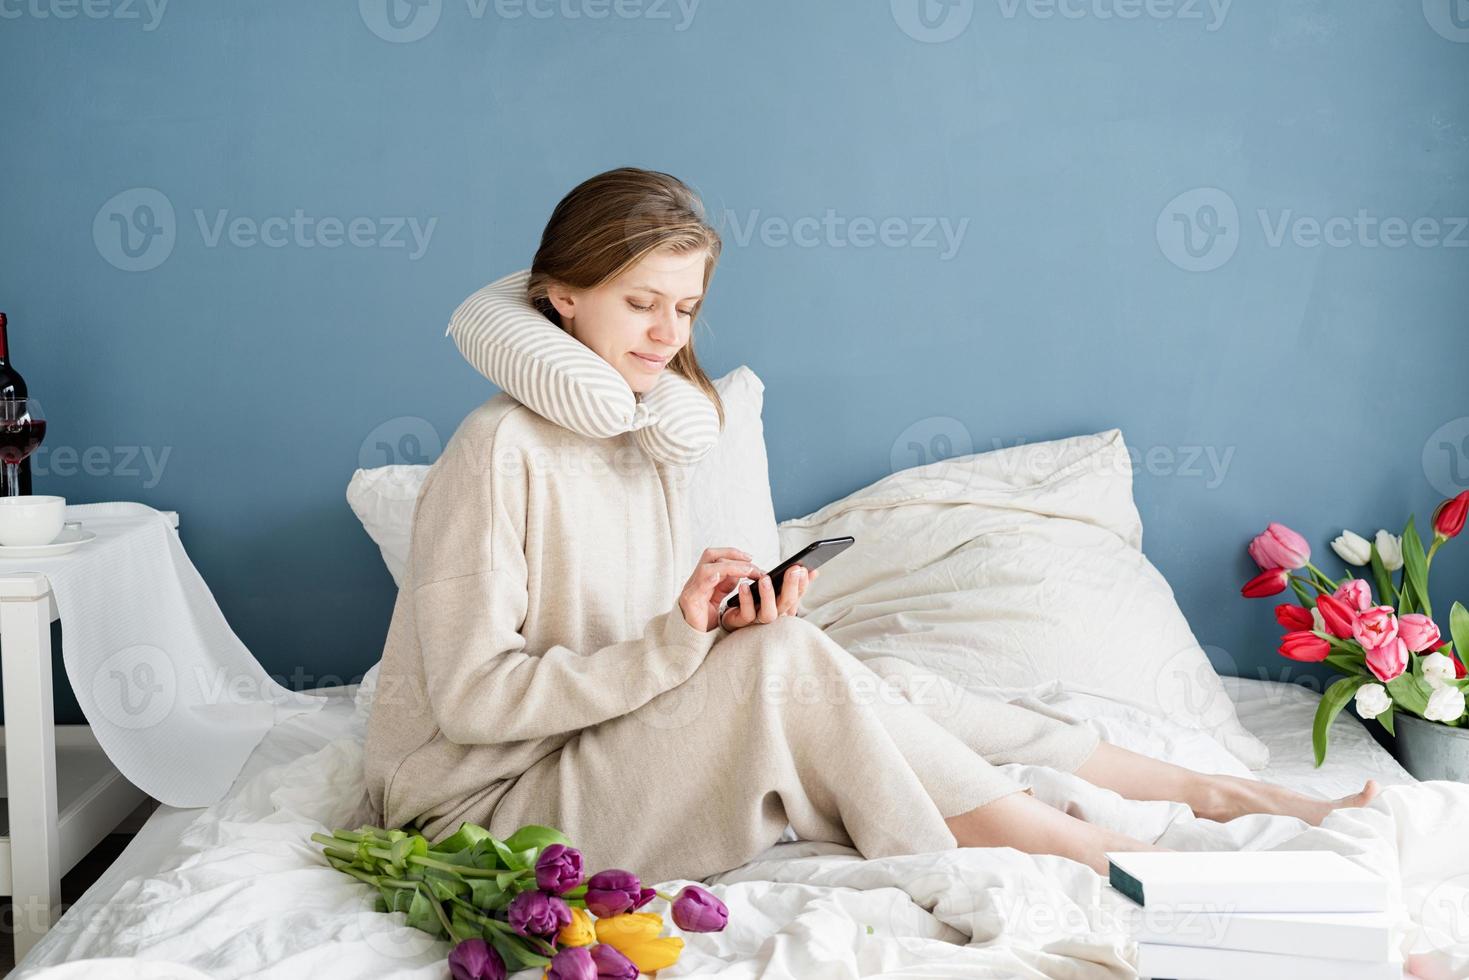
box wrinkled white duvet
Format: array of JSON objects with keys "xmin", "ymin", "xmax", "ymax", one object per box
[{"xmin": 14, "ymin": 677, "xmax": 1467, "ymax": 980}]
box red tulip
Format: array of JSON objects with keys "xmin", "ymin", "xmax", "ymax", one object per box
[
  {"xmin": 1315, "ymin": 593, "xmax": 1357, "ymax": 639},
  {"xmin": 1274, "ymin": 604, "xmax": 1315, "ymax": 631},
  {"xmin": 1434, "ymin": 491, "xmax": 1469, "ymax": 540},
  {"xmin": 1455, "ymin": 653, "xmax": 1467, "ymax": 679},
  {"xmin": 1279, "ymin": 631, "xmax": 1330, "ymax": 662},
  {"xmin": 1248, "ymin": 522, "xmax": 1312, "ymax": 570},
  {"xmin": 1242, "ymin": 568, "xmax": 1291, "ymax": 598}
]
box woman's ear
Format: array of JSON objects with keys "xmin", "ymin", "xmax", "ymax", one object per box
[{"xmin": 544, "ymin": 281, "xmax": 578, "ymax": 327}]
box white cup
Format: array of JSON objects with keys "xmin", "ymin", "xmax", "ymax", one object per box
[{"xmin": 0, "ymin": 496, "xmax": 67, "ymax": 547}]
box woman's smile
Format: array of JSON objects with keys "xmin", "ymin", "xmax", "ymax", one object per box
[{"xmin": 631, "ymin": 352, "xmax": 670, "ymax": 370}]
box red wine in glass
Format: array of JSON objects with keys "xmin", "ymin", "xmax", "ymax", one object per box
[
  {"xmin": 0, "ymin": 417, "xmax": 45, "ymax": 465},
  {"xmin": 0, "ymin": 397, "xmax": 44, "ymax": 497}
]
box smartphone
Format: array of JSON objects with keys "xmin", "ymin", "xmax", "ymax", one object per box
[{"xmin": 723, "ymin": 536, "xmax": 855, "ymax": 613}]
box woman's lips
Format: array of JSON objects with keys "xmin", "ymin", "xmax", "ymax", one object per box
[{"xmin": 631, "ymin": 353, "xmax": 668, "ymax": 369}]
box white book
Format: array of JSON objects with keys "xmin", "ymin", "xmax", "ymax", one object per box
[
  {"xmin": 1130, "ymin": 908, "xmax": 1394, "ymax": 962},
  {"xmin": 1137, "ymin": 941, "xmax": 1402, "ymax": 980},
  {"xmin": 1107, "ymin": 850, "xmax": 1388, "ymax": 913}
]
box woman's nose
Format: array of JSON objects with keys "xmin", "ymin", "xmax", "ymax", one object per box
[{"xmin": 650, "ymin": 309, "xmax": 683, "ymax": 347}]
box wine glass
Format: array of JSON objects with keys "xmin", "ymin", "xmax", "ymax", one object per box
[{"xmin": 0, "ymin": 397, "xmax": 45, "ymax": 497}]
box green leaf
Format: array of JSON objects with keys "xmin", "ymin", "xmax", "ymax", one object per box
[
  {"xmin": 405, "ymin": 888, "xmax": 444, "ymax": 937},
  {"xmin": 1313, "ymin": 675, "xmax": 1369, "ymax": 767},
  {"xmin": 1325, "ymin": 652, "xmax": 1369, "ymax": 676},
  {"xmin": 1290, "ymin": 578, "xmax": 1315, "ymax": 606},
  {"xmin": 1387, "ymin": 671, "xmax": 1431, "ymax": 715},
  {"xmin": 502, "ymin": 825, "xmax": 572, "ymax": 856},
  {"xmin": 1451, "ymin": 603, "xmax": 1469, "ymax": 670},
  {"xmin": 468, "ymin": 876, "xmax": 514, "ymax": 911},
  {"xmin": 1369, "ymin": 544, "xmax": 1396, "ymax": 609},
  {"xmin": 434, "ymin": 822, "xmax": 492, "ymax": 855},
  {"xmin": 1378, "ymin": 705, "xmax": 1396, "ymax": 736},
  {"xmin": 1403, "ymin": 517, "xmax": 1432, "ymax": 619}
]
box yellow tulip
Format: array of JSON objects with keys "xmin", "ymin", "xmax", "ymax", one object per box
[
  {"xmin": 558, "ymin": 907, "xmax": 596, "ymax": 947},
  {"xmin": 595, "ymin": 911, "xmax": 664, "ymax": 948},
  {"xmin": 619, "ymin": 936, "xmax": 684, "ymax": 972},
  {"xmin": 594, "ymin": 912, "xmax": 684, "ymax": 971}
]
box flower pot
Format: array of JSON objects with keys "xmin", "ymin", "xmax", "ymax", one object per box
[{"xmin": 1392, "ymin": 711, "xmax": 1469, "ymax": 781}]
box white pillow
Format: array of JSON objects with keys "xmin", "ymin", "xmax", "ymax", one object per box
[
  {"xmin": 776, "ymin": 429, "xmax": 1271, "ymax": 771},
  {"xmin": 446, "ymin": 268, "xmax": 720, "ymax": 468},
  {"xmin": 346, "ymin": 366, "xmax": 781, "ymax": 722}
]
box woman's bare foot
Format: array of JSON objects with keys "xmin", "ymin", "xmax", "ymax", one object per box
[
  {"xmin": 1198, "ymin": 776, "xmax": 1379, "ymax": 825},
  {"xmin": 945, "ymin": 788, "xmax": 1169, "ymax": 875}
]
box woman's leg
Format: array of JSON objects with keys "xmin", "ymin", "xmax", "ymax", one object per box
[
  {"xmin": 1072, "ymin": 741, "xmax": 1379, "ymax": 825},
  {"xmin": 943, "ymin": 788, "xmax": 1165, "ymax": 875}
]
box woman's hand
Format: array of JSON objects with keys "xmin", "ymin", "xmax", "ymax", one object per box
[
  {"xmin": 679, "ymin": 547, "xmax": 766, "ymax": 633},
  {"xmin": 717, "ymin": 562, "xmax": 820, "ymax": 632}
]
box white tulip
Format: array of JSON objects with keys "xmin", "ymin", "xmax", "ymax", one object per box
[
  {"xmin": 1374, "ymin": 530, "xmax": 1404, "ymax": 572},
  {"xmin": 1312, "ymin": 606, "xmax": 1327, "ymax": 633},
  {"xmin": 1354, "ymin": 683, "xmax": 1392, "ymax": 720},
  {"xmin": 1423, "ymin": 651, "xmax": 1457, "ymax": 691},
  {"xmin": 1331, "ymin": 530, "xmax": 1372, "ymax": 566},
  {"xmin": 1425, "ymin": 685, "xmax": 1467, "ymax": 724}
]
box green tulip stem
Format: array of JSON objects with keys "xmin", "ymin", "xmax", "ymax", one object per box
[
  {"xmin": 1427, "ymin": 538, "xmax": 1442, "ymax": 572},
  {"xmin": 1292, "ymin": 575, "xmax": 1330, "ymax": 596},
  {"xmin": 325, "ymin": 856, "xmax": 383, "ymax": 888},
  {"xmin": 655, "ymin": 890, "xmax": 678, "ymax": 903},
  {"xmin": 1304, "ymin": 562, "xmax": 1338, "ymax": 592}
]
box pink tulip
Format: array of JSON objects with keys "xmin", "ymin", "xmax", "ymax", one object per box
[
  {"xmin": 1241, "ymin": 568, "xmax": 1291, "ymax": 599},
  {"xmin": 1365, "ymin": 637, "xmax": 1409, "ymax": 683},
  {"xmin": 1249, "ymin": 523, "xmax": 1312, "ymax": 570},
  {"xmin": 1334, "ymin": 579, "xmax": 1373, "ymax": 613},
  {"xmin": 1315, "ymin": 594, "xmax": 1357, "ymax": 639},
  {"xmin": 1398, "ymin": 614, "xmax": 1442, "ymax": 653},
  {"xmin": 1353, "ymin": 606, "xmax": 1399, "ymax": 651},
  {"xmin": 1279, "ymin": 631, "xmax": 1330, "ymax": 662}
]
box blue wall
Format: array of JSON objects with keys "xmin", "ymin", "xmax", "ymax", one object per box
[{"xmin": 2, "ymin": 0, "xmax": 1467, "ymax": 722}]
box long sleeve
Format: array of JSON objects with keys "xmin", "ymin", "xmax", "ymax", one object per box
[{"xmin": 406, "ymin": 402, "xmax": 725, "ymax": 746}]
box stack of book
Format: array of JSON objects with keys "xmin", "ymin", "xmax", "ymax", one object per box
[{"xmin": 1107, "ymin": 850, "xmax": 1403, "ymax": 980}]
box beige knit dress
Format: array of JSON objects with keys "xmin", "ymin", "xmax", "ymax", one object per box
[{"xmin": 363, "ymin": 391, "xmax": 1101, "ymax": 886}]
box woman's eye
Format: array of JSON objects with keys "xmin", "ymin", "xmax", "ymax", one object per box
[
  {"xmin": 628, "ymin": 300, "xmax": 654, "ymax": 313},
  {"xmin": 677, "ymin": 308, "xmax": 694, "ymax": 318}
]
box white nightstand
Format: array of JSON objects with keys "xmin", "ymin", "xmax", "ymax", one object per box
[{"xmin": 0, "ymin": 510, "xmax": 177, "ymax": 962}]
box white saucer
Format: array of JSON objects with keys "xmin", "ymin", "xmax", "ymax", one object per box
[{"xmin": 0, "ymin": 528, "xmax": 97, "ymax": 558}]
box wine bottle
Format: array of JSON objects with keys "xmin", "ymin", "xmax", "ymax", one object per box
[{"xmin": 0, "ymin": 313, "xmax": 34, "ymax": 495}]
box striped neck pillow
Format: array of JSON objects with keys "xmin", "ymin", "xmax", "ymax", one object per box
[{"xmin": 446, "ymin": 269, "xmax": 720, "ymax": 467}]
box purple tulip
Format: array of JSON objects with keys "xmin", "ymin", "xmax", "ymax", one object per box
[
  {"xmin": 507, "ymin": 890, "xmax": 572, "ymax": 938},
  {"xmin": 536, "ymin": 844, "xmax": 585, "ymax": 895},
  {"xmin": 583, "ymin": 869, "xmax": 642, "ymax": 918},
  {"xmin": 448, "ymin": 938, "xmax": 506, "ymax": 980},
  {"xmin": 589, "ymin": 943, "xmax": 639, "ymax": 979},
  {"xmin": 632, "ymin": 887, "xmax": 656, "ymax": 911},
  {"xmin": 671, "ymin": 885, "xmax": 729, "ymax": 932},
  {"xmin": 546, "ymin": 946, "xmax": 597, "ymax": 980}
]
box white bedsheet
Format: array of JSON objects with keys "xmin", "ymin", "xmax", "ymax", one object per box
[{"xmin": 12, "ymin": 678, "xmax": 1463, "ymax": 979}]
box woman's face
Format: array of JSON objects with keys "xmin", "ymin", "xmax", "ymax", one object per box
[{"xmin": 544, "ymin": 248, "xmax": 707, "ymax": 394}]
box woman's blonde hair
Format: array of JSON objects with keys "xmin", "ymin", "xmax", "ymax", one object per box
[{"xmin": 526, "ymin": 167, "xmax": 725, "ymax": 429}]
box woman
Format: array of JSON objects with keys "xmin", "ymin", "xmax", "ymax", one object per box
[{"xmin": 363, "ymin": 167, "xmax": 1378, "ymax": 885}]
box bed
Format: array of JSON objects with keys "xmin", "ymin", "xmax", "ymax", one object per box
[
  {"xmin": 10, "ymin": 673, "xmax": 1460, "ymax": 979},
  {"xmin": 14, "ymin": 404, "xmax": 1467, "ymax": 977}
]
